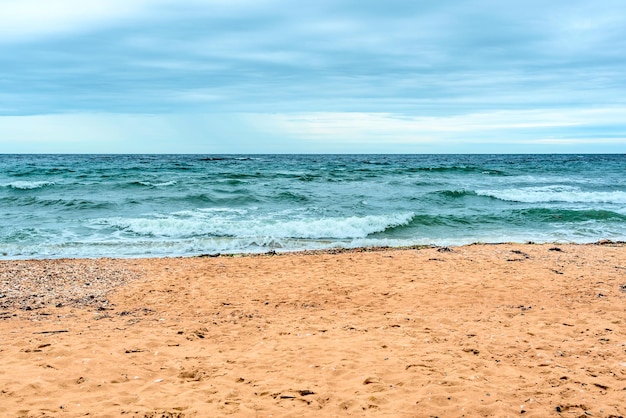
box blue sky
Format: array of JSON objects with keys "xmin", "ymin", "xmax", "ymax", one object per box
[{"xmin": 1, "ymin": 0, "xmax": 626, "ymax": 153}]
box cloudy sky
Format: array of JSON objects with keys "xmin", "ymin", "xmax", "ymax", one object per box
[{"xmin": 1, "ymin": 0, "xmax": 626, "ymax": 153}]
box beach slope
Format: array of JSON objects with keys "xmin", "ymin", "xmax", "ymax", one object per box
[{"xmin": 1, "ymin": 243, "xmax": 625, "ymax": 417}]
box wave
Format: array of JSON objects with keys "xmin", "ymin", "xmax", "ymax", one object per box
[
  {"xmin": 403, "ymin": 166, "xmax": 506, "ymax": 175},
  {"xmin": 3, "ymin": 181, "xmax": 55, "ymax": 190},
  {"xmin": 516, "ymin": 208, "xmax": 626, "ymax": 223},
  {"xmin": 426, "ymin": 190, "xmax": 506, "ymax": 203},
  {"xmin": 6, "ymin": 167, "xmax": 76, "ymax": 177},
  {"xmin": 275, "ymin": 191, "xmax": 309, "ymax": 203},
  {"xmin": 1, "ymin": 227, "xmax": 52, "ymax": 243},
  {"xmin": 215, "ymin": 171, "xmax": 321, "ymax": 182},
  {"xmin": 199, "ymin": 156, "xmax": 258, "ymax": 162},
  {"xmin": 93, "ymin": 212, "xmax": 416, "ymax": 240},
  {"xmin": 297, "ymin": 174, "xmax": 321, "ymax": 182},
  {"xmin": 384, "ymin": 209, "xmax": 626, "ymax": 233},
  {"xmin": 364, "ymin": 160, "xmax": 391, "ymax": 166},
  {"xmin": 0, "ymin": 196, "xmax": 114, "ymax": 210},
  {"xmin": 128, "ymin": 180, "xmax": 178, "ymax": 188},
  {"xmin": 164, "ymin": 192, "xmax": 261, "ymax": 206},
  {"xmin": 476, "ymin": 186, "xmax": 626, "ymax": 204},
  {"xmin": 436, "ymin": 190, "xmax": 478, "ymax": 199},
  {"xmin": 217, "ymin": 179, "xmax": 249, "ymax": 186}
]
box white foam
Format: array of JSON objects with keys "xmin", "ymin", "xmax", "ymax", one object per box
[
  {"xmin": 476, "ymin": 186, "xmax": 626, "ymax": 204},
  {"xmin": 137, "ymin": 180, "xmax": 177, "ymax": 187},
  {"xmin": 196, "ymin": 207, "xmax": 250, "ymax": 214},
  {"xmin": 93, "ymin": 212, "xmax": 416, "ymax": 240},
  {"xmin": 4, "ymin": 181, "xmax": 55, "ymax": 190}
]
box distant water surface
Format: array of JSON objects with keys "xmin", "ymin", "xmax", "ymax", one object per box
[{"xmin": 1, "ymin": 154, "xmax": 625, "ymax": 259}]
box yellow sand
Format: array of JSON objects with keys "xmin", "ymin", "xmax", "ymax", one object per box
[{"xmin": 1, "ymin": 243, "xmax": 625, "ymax": 417}]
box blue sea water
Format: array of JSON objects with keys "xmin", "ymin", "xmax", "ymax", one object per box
[{"xmin": 1, "ymin": 154, "xmax": 625, "ymax": 259}]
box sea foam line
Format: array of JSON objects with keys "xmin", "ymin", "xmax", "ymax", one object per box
[
  {"xmin": 93, "ymin": 212, "xmax": 416, "ymax": 239},
  {"xmin": 3, "ymin": 181, "xmax": 55, "ymax": 190},
  {"xmin": 476, "ymin": 186, "xmax": 626, "ymax": 204}
]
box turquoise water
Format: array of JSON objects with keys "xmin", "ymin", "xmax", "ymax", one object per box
[{"xmin": 1, "ymin": 154, "xmax": 625, "ymax": 259}]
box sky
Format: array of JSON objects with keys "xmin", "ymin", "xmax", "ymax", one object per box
[{"xmin": 1, "ymin": 0, "xmax": 626, "ymax": 153}]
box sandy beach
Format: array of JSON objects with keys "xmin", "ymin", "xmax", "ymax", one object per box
[{"xmin": 1, "ymin": 243, "xmax": 625, "ymax": 417}]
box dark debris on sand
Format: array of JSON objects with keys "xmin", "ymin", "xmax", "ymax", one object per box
[{"xmin": 0, "ymin": 259, "xmax": 141, "ymax": 316}]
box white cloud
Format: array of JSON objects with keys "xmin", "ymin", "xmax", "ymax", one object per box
[
  {"xmin": 531, "ymin": 137, "xmax": 626, "ymax": 145},
  {"xmin": 249, "ymin": 107, "xmax": 626, "ymax": 145},
  {"xmin": 0, "ymin": 113, "xmax": 284, "ymax": 153},
  {"xmin": 1, "ymin": 1, "xmax": 625, "ymax": 153},
  {"xmin": 0, "ymin": 0, "xmax": 286, "ymax": 43},
  {"xmin": 0, "ymin": 0, "xmax": 155, "ymax": 42},
  {"xmin": 0, "ymin": 113, "xmax": 175, "ymax": 150},
  {"xmin": 1, "ymin": 109, "xmax": 625, "ymax": 154}
]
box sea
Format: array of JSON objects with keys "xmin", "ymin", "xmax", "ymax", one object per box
[{"xmin": 1, "ymin": 154, "xmax": 625, "ymax": 259}]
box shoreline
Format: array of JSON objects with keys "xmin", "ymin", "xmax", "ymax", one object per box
[
  {"xmin": 1, "ymin": 243, "xmax": 625, "ymax": 417},
  {"xmin": 3, "ymin": 238, "xmax": 626, "ymax": 263}
]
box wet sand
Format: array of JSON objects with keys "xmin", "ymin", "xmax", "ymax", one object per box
[{"xmin": 1, "ymin": 243, "xmax": 625, "ymax": 417}]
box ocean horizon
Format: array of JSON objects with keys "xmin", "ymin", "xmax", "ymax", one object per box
[{"xmin": 1, "ymin": 154, "xmax": 625, "ymax": 259}]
